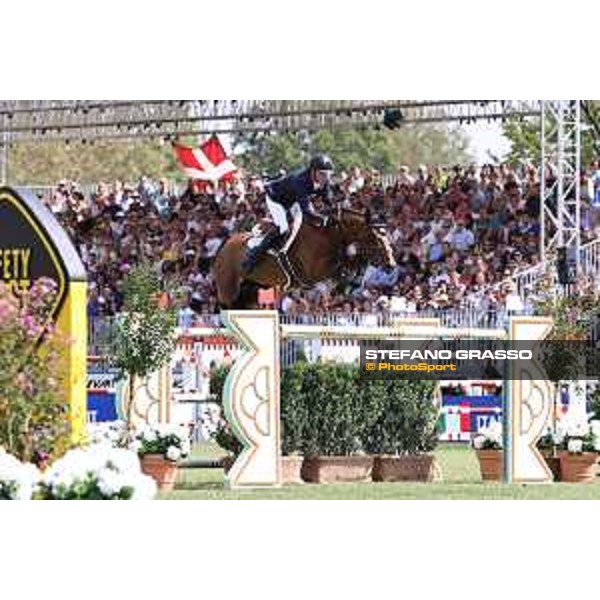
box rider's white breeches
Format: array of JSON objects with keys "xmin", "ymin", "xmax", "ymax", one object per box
[{"xmin": 266, "ymin": 195, "xmax": 290, "ymax": 234}]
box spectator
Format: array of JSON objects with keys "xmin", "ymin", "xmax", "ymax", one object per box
[{"xmin": 40, "ymin": 159, "xmax": 586, "ymax": 324}]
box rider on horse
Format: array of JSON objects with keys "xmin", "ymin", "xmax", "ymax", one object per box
[{"xmin": 242, "ymin": 154, "xmax": 334, "ymax": 271}]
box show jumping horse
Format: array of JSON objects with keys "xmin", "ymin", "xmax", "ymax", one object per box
[{"xmin": 214, "ymin": 206, "xmax": 396, "ymax": 309}]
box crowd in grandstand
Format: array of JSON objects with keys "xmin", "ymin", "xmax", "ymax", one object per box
[{"xmin": 43, "ymin": 159, "xmax": 600, "ymax": 323}]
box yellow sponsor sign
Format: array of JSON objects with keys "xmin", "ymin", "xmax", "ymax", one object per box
[{"xmin": 0, "ymin": 187, "xmax": 87, "ymax": 442}]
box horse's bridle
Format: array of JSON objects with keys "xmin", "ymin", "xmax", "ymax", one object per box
[{"xmin": 332, "ymin": 204, "xmax": 394, "ymax": 267}]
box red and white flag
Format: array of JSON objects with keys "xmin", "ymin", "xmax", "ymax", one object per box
[{"xmin": 173, "ymin": 134, "xmax": 237, "ymax": 182}]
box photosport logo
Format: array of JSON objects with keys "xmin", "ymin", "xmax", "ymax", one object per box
[{"xmin": 359, "ymin": 339, "xmax": 600, "ymax": 381}]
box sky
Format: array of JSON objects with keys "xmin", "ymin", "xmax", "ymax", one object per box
[
  {"xmin": 201, "ymin": 109, "xmax": 515, "ymax": 168},
  {"xmin": 463, "ymin": 120, "xmax": 512, "ymax": 164}
]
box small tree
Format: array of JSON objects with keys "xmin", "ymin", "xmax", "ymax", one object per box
[{"xmin": 112, "ymin": 265, "xmax": 178, "ymax": 427}]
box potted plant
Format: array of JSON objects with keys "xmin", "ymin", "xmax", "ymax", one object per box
[
  {"xmin": 532, "ymin": 274, "xmax": 596, "ymax": 467},
  {"xmin": 279, "ymin": 362, "xmax": 310, "ymax": 484},
  {"xmin": 299, "ymin": 364, "xmax": 383, "ymax": 484},
  {"xmin": 133, "ymin": 423, "xmax": 192, "ymax": 492},
  {"xmin": 365, "ymin": 379, "xmax": 442, "ymax": 482},
  {"xmin": 536, "ymin": 427, "xmax": 562, "ymax": 481},
  {"xmin": 472, "ymin": 421, "xmax": 503, "ymax": 482},
  {"xmin": 210, "ymin": 362, "xmax": 383, "ymax": 484},
  {"xmin": 111, "ymin": 265, "xmax": 178, "ymax": 429},
  {"xmin": 210, "ymin": 363, "xmax": 308, "ymax": 483},
  {"xmin": 558, "ymin": 419, "xmax": 599, "ymax": 483}
]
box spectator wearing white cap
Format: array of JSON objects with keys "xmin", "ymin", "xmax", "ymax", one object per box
[{"xmin": 397, "ymin": 165, "xmax": 414, "ymax": 186}]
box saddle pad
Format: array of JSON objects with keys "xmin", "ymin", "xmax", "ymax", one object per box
[{"xmin": 246, "ymin": 224, "xmax": 265, "ymax": 250}]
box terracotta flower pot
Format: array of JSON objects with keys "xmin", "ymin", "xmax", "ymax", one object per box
[
  {"xmin": 140, "ymin": 454, "xmax": 179, "ymax": 492},
  {"xmin": 559, "ymin": 451, "xmax": 598, "ymax": 483},
  {"xmin": 540, "ymin": 451, "xmax": 561, "ymax": 481},
  {"xmin": 281, "ymin": 455, "xmax": 304, "ymax": 484},
  {"xmin": 476, "ymin": 449, "xmax": 503, "ymax": 482},
  {"xmin": 372, "ymin": 454, "xmax": 443, "ymax": 482},
  {"xmin": 301, "ymin": 456, "xmax": 373, "ymax": 484}
]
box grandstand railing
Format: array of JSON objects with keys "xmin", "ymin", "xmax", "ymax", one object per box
[
  {"xmin": 88, "ymin": 308, "xmax": 531, "ymax": 357},
  {"xmin": 14, "ymin": 185, "xmax": 65, "ymax": 199},
  {"xmin": 15, "ymin": 182, "xmax": 182, "ymax": 200},
  {"xmin": 582, "ymin": 239, "xmax": 600, "ymax": 281}
]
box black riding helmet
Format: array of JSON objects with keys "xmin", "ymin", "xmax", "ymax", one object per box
[
  {"xmin": 310, "ymin": 154, "xmax": 334, "ymax": 172},
  {"xmin": 310, "ymin": 154, "xmax": 334, "ymax": 188}
]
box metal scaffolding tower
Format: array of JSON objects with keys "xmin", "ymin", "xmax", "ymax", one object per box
[{"xmin": 540, "ymin": 100, "xmax": 581, "ymax": 272}]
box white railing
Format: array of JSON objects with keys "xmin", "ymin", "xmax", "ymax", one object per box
[
  {"xmin": 89, "ymin": 309, "xmax": 526, "ymax": 356},
  {"xmin": 14, "ymin": 185, "xmax": 61, "ymax": 200},
  {"xmin": 513, "ymin": 262, "xmax": 549, "ymax": 296},
  {"xmin": 14, "ymin": 182, "xmax": 182, "ymax": 200},
  {"xmin": 279, "ymin": 309, "xmax": 520, "ymax": 330},
  {"xmin": 581, "ymin": 238, "xmax": 600, "ymax": 278}
]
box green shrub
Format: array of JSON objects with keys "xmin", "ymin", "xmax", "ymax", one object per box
[
  {"xmin": 280, "ymin": 362, "xmax": 310, "ymax": 455},
  {"xmin": 209, "ymin": 362, "xmax": 311, "ymax": 457},
  {"xmin": 208, "ymin": 365, "xmax": 243, "ymax": 456},
  {"xmin": 208, "ymin": 362, "xmax": 438, "ymax": 458},
  {"xmin": 364, "ymin": 379, "xmax": 439, "ymax": 455},
  {"xmin": 299, "ymin": 363, "xmax": 386, "ymax": 456}
]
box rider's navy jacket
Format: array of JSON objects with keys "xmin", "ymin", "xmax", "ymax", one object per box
[{"xmin": 265, "ymin": 168, "xmax": 330, "ymax": 212}]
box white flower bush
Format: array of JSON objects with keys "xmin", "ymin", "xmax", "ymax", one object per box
[
  {"xmin": 85, "ymin": 420, "xmax": 194, "ymax": 464},
  {"xmin": 133, "ymin": 423, "xmax": 192, "ymax": 462},
  {"xmin": 0, "ymin": 450, "xmax": 40, "ymax": 500},
  {"xmin": 166, "ymin": 445, "xmax": 182, "ymax": 461},
  {"xmin": 41, "ymin": 444, "xmax": 157, "ymax": 500},
  {"xmin": 558, "ymin": 415, "xmax": 599, "ymax": 454},
  {"xmin": 567, "ymin": 438, "xmax": 584, "ymax": 454},
  {"xmin": 472, "ymin": 421, "xmax": 503, "ymax": 451},
  {"xmin": 566, "ymin": 420, "xmax": 590, "ymax": 439}
]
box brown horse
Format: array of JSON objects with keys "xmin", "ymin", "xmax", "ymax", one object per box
[{"xmin": 214, "ymin": 207, "xmax": 396, "ymax": 309}]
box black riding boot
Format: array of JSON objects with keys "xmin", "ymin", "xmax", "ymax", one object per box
[{"xmin": 242, "ymin": 229, "xmax": 282, "ymax": 271}]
